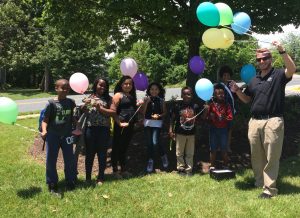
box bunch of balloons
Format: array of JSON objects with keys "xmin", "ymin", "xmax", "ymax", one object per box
[
  {"xmin": 196, "ymin": 2, "xmax": 251, "ymax": 49},
  {"xmin": 120, "ymin": 58, "xmax": 149, "ymax": 91}
]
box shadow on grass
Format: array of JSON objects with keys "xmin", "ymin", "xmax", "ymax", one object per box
[
  {"xmin": 235, "ymin": 156, "xmax": 300, "ymax": 195},
  {"xmin": 234, "ymin": 177, "xmax": 257, "ymax": 191},
  {"xmin": 278, "ymin": 181, "xmax": 300, "ymax": 195},
  {"xmin": 17, "ymin": 186, "xmax": 42, "ymax": 199}
]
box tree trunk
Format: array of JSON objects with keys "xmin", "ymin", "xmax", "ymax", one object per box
[
  {"xmin": 186, "ymin": 36, "xmax": 201, "ymax": 90},
  {"xmin": 43, "ymin": 65, "xmax": 50, "ymax": 92},
  {"xmin": 0, "ymin": 68, "xmax": 6, "ymax": 90}
]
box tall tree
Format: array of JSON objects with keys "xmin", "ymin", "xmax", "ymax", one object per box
[{"xmin": 43, "ymin": 0, "xmax": 300, "ymax": 89}]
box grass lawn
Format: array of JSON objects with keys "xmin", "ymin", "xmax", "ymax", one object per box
[
  {"xmin": 0, "ymin": 118, "xmax": 300, "ymax": 217},
  {"xmin": 0, "ymin": 89, "xmax": 56, "ymax": 100}
]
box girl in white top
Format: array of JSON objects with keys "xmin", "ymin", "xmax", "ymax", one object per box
[{"xmin": 142, "ymin": 82, "xmax": 168, "ymax": 173}]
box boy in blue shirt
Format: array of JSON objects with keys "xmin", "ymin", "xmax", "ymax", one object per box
[{"xmin": 41, "ymin": 79, "xmax": 77, "ymax": 195}]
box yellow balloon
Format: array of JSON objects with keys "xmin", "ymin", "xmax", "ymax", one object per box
[
  {"xmin": 219, "ymin": 28, "xmax": 234, "ymax": 49},
  {"xmin": 202, "ymin": 28, "xmax": 224, "ymax": 49}
]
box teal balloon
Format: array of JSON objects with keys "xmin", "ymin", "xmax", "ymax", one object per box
[
  {"xmin": 0, "ymin": 97, "xmax": 18, "ymax": 124},
  {"xmin": 195, "ymin": 78, "xmax": 214, "ymax": 101},
  {"xmin": 240, "ymin": 64, "xmax": 256, "ymax": 84},
  {"xmin": 231, "ymin": 12, "xmax": 251, "ymax": 35},
  {"xmin": 196, "ymin": 2, "xmax": 220, "ymax": 27}
]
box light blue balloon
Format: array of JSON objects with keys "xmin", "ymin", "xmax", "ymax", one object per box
[
  {"xmin": 195, "ymin": 78, "xmax": 214, "ymax": 101},
  {"xmin": 240, "ymin": 64, "xmax": 256, "ymax": 84},
  {"xmin": 231, "ymin": 12, "xmax": 251, "ymax": 35}
]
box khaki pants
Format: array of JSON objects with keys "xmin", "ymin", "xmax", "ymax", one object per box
[
  {"xmin": 176, "ymin": 134, "xmax": 195, "ymax": 173},
  {"xmin": 248, "ymin": 117, "xmax": 284, "ymax": 196}
]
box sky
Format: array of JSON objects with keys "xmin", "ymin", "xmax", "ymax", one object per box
[{"xmin": 252, "ymin": 24, "xmax": 300, "ymax": 48}]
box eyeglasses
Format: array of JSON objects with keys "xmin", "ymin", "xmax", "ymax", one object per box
[{"xmin": 256, "ymin": 56, "xmax": 271, "ymax": 62}]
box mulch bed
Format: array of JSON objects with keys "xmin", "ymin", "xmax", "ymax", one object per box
[{"xmin": 29, "ymin": 114, "xmax": 299, "ymax": 179}]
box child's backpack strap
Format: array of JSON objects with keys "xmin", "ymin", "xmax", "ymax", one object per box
[
  {"xmin": 38, "ymin": 99, "xmax": 56, "ymax": 132},
  {"xmin": 48, "ymin": 99, "xmax": 57, "ymax": 122}
]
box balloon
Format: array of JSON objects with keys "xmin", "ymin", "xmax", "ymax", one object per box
[
  {"xmin": 195, "ymin": 78, "xmax": 214, "ymax": 101},
  {"xmin": 215, "ymin": 3, "xmax": 233, "ymax": 25},
  {"xmin": 202, "ymin": 28, "xmax": 224, "ymax": 49},
  {"xmin": 240, "ymin": 64, "xmax": 256, "ymax": 84},
  {"xmin": 69, "ymin": 72, "xmax": 89, "ymax": 94},
  {"xmin": 120, "ymin": 58, "xmax": 138, "ymax": 78},
  {"xmin": 196, "ymin": 2, "xmax": 220, "ymax": 27},
  {"xmin": 231, "ymin": 12, "xmax": 251, "ymax": 35},
  {"xmin": 219, "ymin": 28, "xmax": 235, "ymax": 49},
  {"xmin": 189, "ymin": 56, "xmax": 205, "ymax": 75},
  {"xmin": 133, "ymin": 72, "xmax": 149, "ymax": 91},
  {"xmin": 0, "ymin": 97, "xmax": 18, "ymax": 124}
]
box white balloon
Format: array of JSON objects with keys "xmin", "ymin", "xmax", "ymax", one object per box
[{"xmin": 120, "ymin": 58, "xmax": 138, "ymax": 78}]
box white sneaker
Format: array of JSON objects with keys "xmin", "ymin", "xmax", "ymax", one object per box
[
  {"xmin": 161, "ymin": 155, "xmax": 169, "ymax": 168},
  {"xmin": 147, "ymin": 159, "xmax": 154, "ymax": 173}
]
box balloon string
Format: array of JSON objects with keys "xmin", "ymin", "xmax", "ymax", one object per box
[
  {"xmin": 180, "ymin": 107, "xmax": 206, "ymax": 127},
  {"xmin": 15, "ymin": 123, "xmax": 40, "ymax": 134},
  {"xmin": 121, "ymin": 104, "xmax": 143, "ymax": 134},
  {"xmin": 221, "ymin": 25, "xmax": 273, "ymax": 44}
]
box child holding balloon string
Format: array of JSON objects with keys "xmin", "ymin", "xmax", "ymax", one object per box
[
  {"xmin": 169, "ymin": 86, "xmax": 201, "ymax": 176},
  {"xmin": 203, "ymin": 83, "xmax": 233, "ymax": 170},
  {"xmin": 218, "ymin": 65, "xmax": 238, "ymax": 153},
  {"xmin": 141, "ymin": 82, "xmax": 168, "ymax": 173},
  {"xmin": 110, "ymin": 75, "xmax": 140, "ymax": 178},
  {"xmin": 78, "ymin": 77, "xmax": 115, "ymax": 185}
]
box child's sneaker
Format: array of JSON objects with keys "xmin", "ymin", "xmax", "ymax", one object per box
[
  {"xmin": 209, "ymin": 166, "xmax": 215, "ymax": 171},
  {"xmin": 161, "ymin": 155, "xmax": 169, "ymax": 168},
  {"xmin": 48, "ymin": 183, "xmax": 61, "ymax": 198},
  {"xmin": 66, "ymin": 181, "xmax": 76, "ymax": 191},
  {"xmin": 147, "ymin": 159, "xmax": 154, "ymax": 173}
]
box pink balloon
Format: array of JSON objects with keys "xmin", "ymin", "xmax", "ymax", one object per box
[
  {"xmin": 69, "ymin": 72, "xmax": 89, "ymax": 94},
  {"xmin": 120, "ymin": 58, "xmax": 138, "ymax": 78}
]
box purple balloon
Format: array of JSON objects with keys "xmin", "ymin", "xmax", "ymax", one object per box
[
  {"xmin": 133, "ymin": 72, "xmax": 149, "ymax": 91},
  {"xmin": 189, "ymin": 56, "xmax": 205, "ymax": 74}
]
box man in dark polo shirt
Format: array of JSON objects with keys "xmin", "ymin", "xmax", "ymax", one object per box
[{"xmin": 230, "ymin": 41, "xmax": 296, "ymax": 199}]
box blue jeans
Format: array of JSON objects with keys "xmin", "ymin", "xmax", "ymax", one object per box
[
  {"xmin": 209, "ymin": 127, "xmax": 228, "ymax": 151},
  {"xmin": 144, "ymin": 127, "xmax": 165, "ymax": 159},
  {"xmin": 85, "ymin": 126, "xmax": 110, "ymax": 181},
  {"xmin": 46, "ymin": 132, "xmax": 76, "ymax": 184}
]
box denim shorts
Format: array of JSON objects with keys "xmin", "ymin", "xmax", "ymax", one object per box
[{"xmin": 209, "ymin": 127, "xmax": 228, "ymax": 151}]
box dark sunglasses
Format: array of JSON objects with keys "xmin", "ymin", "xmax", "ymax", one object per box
[{"xmin": 256, "ymin": 56, "xmax": 271, "ymax": 62}]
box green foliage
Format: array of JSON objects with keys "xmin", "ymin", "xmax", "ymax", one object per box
[{"xmin": 281, "ymin": 32, "xmax": 300, "ymax": 68}]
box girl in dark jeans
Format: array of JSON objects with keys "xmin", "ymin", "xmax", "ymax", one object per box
[
  {"xmin": 110, "ymin": 75, "xmax": 139, "ymax": 178},
  {"xmin": 142, "ymin": 82, "xmax": 168, "ymax": 173},
  {"xmin": 82, "ymin": 77, "xmax": 114, "ymax": 185}
]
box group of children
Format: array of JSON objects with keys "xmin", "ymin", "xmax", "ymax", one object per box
[{"xmin": 41, "ymin": 66, "xmax": 236, "ymax": 195}]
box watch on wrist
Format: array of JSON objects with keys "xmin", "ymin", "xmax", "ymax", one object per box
[{"xmin": 279, "ymin": 50, "xmax": 286, "ymax": 54}]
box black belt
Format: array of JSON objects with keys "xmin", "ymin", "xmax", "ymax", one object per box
[{"xmin": 251, "ymin": 114, "xmax": 282, "ymax": 120}]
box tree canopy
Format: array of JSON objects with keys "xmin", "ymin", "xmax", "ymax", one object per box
[
  {"xmin": 1, "ymin": 0, "xmax": 300, "ymax": 90},
  {"xmin": 43, "ymin": 0, "xmax": 300, "ymax": 88}
]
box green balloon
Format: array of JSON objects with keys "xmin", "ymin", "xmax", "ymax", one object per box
[
  {"xmin": 196, "ymin": 2, "xmax": 220, "ymax": 27},
  {"xmin": 0, "ymin": 97, "xmax": 18, "ymax": 124},
  {"xmin": 215, "ymin": 3, "xmax": 233, "ymax": 25}
]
